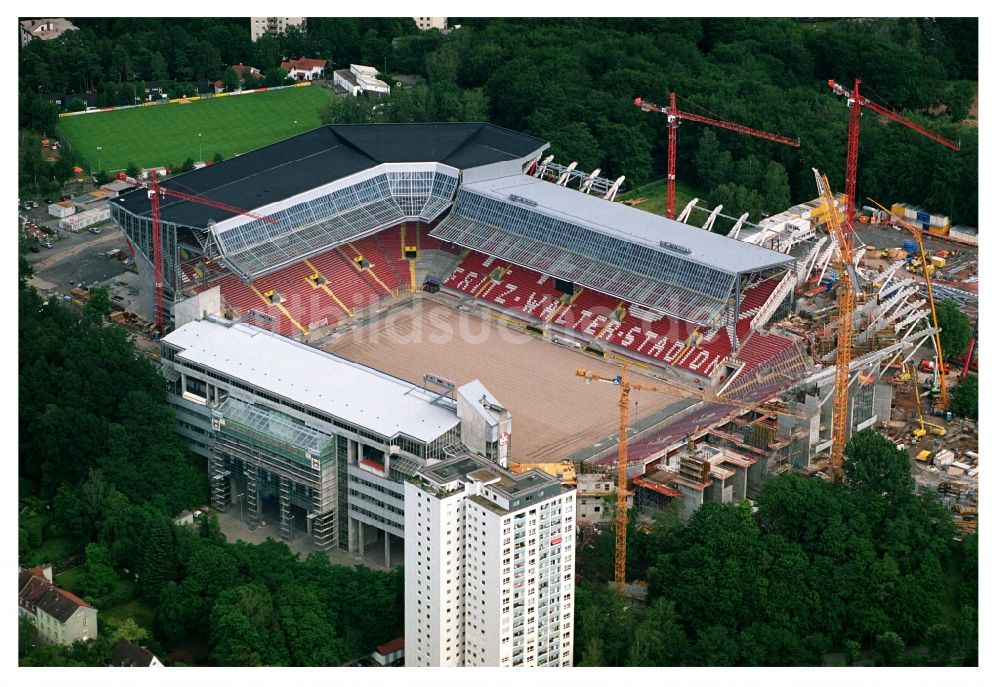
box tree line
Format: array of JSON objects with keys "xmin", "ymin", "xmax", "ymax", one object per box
[
  {"xmin": 573, "ymin": 429, "xmax": 978, "ymax": 666},
  {"xmin": 18, "ymin": 261, "xmax": 402, "ymax": 666}
]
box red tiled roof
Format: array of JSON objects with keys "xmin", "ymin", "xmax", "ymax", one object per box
[
  {"xmin": 231, "ymin": 63, "xmax": 259, "ymax": 80},
  {"xmin": 375, "ymin": 636, "xmax": 405, "ymax": 655},
  {"xmin": 281, "ymin": 58, "xmax": 327, "ymax": 72}
]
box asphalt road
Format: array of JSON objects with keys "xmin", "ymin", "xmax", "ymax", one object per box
[{"xmin": 25, "ymin": 217, "xmax": 130, "ymax": 294}]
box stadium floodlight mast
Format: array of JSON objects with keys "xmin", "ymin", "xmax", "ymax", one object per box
[
  {"xmin": 96, "ymin": 146, "xmax": 102, "ymax": 171},
  {"xmin": 198, "ymin": 133, "xmax": 203, "ymax": 161}
]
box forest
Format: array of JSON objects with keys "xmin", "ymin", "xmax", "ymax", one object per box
[{"xmin": 18, "ymin": 17, "xmax": 978, "ymax": 226}]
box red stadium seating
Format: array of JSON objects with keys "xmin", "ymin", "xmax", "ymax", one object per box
[
  {"xmin": 439, "ymin": 249, "xmax": 795, "ymax": 378},
  {"xmin": 309, "ymin": 247, "xmax": 383, "ymax": 313},
  {"xmin": 347, "ymin": 236, "xmax": 404, "ymax": 293}
]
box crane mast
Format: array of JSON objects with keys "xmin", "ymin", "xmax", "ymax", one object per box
[
  {"xmin": 814, "ymin": 170, "xmax": 854, "ymax": 475},
  {"xmin": 576, "ymin": 365, "xmax": 808, "ymax": 593},
  {"xmin": 827, "ymin": 78, "xmax": 960, "ymax": 224},
  {"xmin": 633, "ymin": 94, "xmax": 800, "ymax": 219},
  {"xmin": 129, "ymin": 175, "xmax": 277, "ymax": 335}
]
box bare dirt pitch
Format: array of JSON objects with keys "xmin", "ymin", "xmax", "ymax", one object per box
[{"xmin": 322, "ymin": 299, "xmax": 683, "ymax": 462}]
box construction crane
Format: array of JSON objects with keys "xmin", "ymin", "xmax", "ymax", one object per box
[
  {"xmin": 129, "ymin": 173, "xmax": 277, "ymax": 334},
  {"xmin": 633, "ymin": 93, "xmax": 800, "ymax": 220},
  {"xmin": 814, "ymin": 169, "xmax": 857, "ymax": 476},
  {"xmin": 575, "ymin": 364, "xmax": 808, "ymax": 593},
  {"xmin": 961, "ymin": 317, "xmax": 978, "ymax": 379},
  {"xmin": 868, "ymin": 198, "xmax": 950, "ymax": 410},
  {"xmin": 827, "ymin": 78, "xmax": 960, "ymax": 225},
  {"xmin": 910, "ymin": 363, "xmax": 947, "ymax": 439}
]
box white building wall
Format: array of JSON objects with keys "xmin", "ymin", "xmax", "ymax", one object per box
[
  {"xmin": 408, "ymin": 473, "xmax": 574, "ymax": 667},
  {"xmin": 406, "ymin": 485, "xmax": 467, "ymax": 666}
]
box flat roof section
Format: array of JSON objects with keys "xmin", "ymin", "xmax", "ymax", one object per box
[
  {"xmin": 114, "ymin": 123, "xmax": 548, "ymax": 229},
  {"xmin": 459, "ymin": 175, "xmax": 794, "ymax": 276},
  {"xmin": 164, "ymin": 318, "xmax": 460, "ymax": 443}
]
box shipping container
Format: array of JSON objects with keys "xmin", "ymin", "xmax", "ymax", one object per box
[
  {"xmin": 951, "ymin": 461, "xmax": 972, "ymax": 472},
  {"xmin": 917, "ymin": 211, "xmax": 930, "ymax": 223},
  {"xmin": 929, "ymin": 225, "xmax": 951, "ymax": 236},
  {"xmin": 930, "ymin": 213, "xmax": 950, "ymax": 227},
  {"xmin": 931, "ymin": 256, "xmax": 946, "ymax": 269}
]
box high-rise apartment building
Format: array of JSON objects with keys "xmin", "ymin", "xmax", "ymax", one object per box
[
  {"xmin": 251, "ymin": 17, "xmax": 305, "ymax": 42},
  {"xmin": 405, "ymin": 454, "xmax": 576, "ymax": 667}
]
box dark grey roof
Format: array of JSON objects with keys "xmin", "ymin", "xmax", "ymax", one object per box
[
  {"xmin": 111, "ymin": 123, "xmax": 547, "ymax": 229},
  {"xmin": 111, "ymin": 639, "xmax": 158, "ymax": 667},
  {"xmin": 34, "ymin": 587, "xmax": 93, "ymax": 622}
]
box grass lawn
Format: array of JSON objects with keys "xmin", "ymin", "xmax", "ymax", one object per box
[
  {"xmin": 617, "ymin": 177, "xmax": 704, "ymax": 218},
  {"xmin": 57, "ymin": 86, "xmax": 335, "ymax": 172},
  {"xmin": 53, "ymin": 567, "xmax": 85, "ymax": 595}
]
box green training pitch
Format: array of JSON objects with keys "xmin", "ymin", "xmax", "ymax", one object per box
[{"xmin": 57, "ymin": 86, "xmax": 335, "ymax": 172}]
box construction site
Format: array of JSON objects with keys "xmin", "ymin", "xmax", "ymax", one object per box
[{"xmin": 98, "ymin": 82, "xmax": 976, "ymax": 580}]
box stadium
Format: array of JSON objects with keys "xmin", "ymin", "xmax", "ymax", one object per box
[
  {"xmin": 111, "ymin": 120, "xmax": 803, "ymax": 402},
  {"xmin": 114, "ymin": 121, "xmax": 913, "ymax": 556}
]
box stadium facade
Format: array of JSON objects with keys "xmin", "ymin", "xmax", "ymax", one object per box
[{"xmin": 162, "ymin": 317, "xmax": 511, "ymax": 562}]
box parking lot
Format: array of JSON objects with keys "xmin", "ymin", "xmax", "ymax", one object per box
[{"xmin": 21, "ymin": 197, "xmax": 136, "ymax": 296}]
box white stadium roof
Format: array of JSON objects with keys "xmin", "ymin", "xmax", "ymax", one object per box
[{"xmin": 164, "ymin": 318, "xmax": 460, "ymax": 443}]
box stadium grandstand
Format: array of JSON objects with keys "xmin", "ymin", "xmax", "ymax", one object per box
[{"xmin": 111, "ymin": 122, "xmax": 799, "ymax": 380}]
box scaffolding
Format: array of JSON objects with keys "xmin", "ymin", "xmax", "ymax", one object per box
[{"xmin": 211, "ymin": 398, "xmax": 339, "ymax": 550}]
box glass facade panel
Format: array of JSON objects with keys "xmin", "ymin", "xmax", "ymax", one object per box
[{"xmin": 432, "ymin": 190, "xmax": 738, "ymax": 324}]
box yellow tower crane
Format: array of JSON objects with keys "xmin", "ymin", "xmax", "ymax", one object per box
[
  {"xmin": 576, "ymin": 365, "xmax": 810, "ymax": 594},
  {"xmin": 868, "ymin": 198, "xmax": 950, "ymax": 411},
  {"xmin": 814, "ymin": 169, "xmax": 858, "ymax": 477}
]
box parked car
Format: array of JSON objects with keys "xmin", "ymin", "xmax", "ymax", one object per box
[
  {"xmin": 29, "ymin": 244, "xmax": 40, "ymax": 253},
  {"xmin": 89, "ymin": 227, "xmax": 102, "ymax": 235},
  {"xmin": 42, "ymin": 240, "xmax": 54, "ymax": 249}
]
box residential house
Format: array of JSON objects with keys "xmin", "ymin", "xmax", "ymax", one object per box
[
  {"xmin": 280, "ymin": 57, "xmax": 327, "ymax": 82},
  {"xmin": 110, "ymin": 639, "xmax": 164, "ymax": 667},
  {"xmin": 251, "ymin": 17, "xmax": 305, "ymax": 42},
  {"xmin": 20, "ymin": 18, "xmax": 78, "ymax": 47},
  {"xmin": 332, "ymin": 64, "xmax": 390, "ymax": 97},
  {"xmin": 18, "ymin": 565, "xmax": 98, "ymax": 646},
  {"xmin": 231, "ymin": 63, "xmax": 261, "ymax": 87}
]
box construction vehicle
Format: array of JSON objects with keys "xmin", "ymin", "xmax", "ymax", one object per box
[
  {"xmin": 827, "ymin": 78, "xmax": 960, "ymax": 225},
  {"xmin": 814, "ymin": 170, "xmax": 857, "ymax": 476},
  {"xmin": 575, "ymin": 364, "xmax": 809, "ymax": 593},
  {"xmin": 633, "ymin": 93, "xmax": 799, "ymax": 219},
  {"xmin": 910, "ymin": 363, "xmax": 947, "ymax": 439},
  {"xmin": 870, "ymin": 199, "xmax": 951, "ymax": 411}
]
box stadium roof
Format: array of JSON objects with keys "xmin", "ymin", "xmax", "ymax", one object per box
[
  {"xmin": 431, "ymin": 175, "xmax": 794, "ymax": 324},
  {"xmin": 446, "ymin": 175, "xmax": 793, "ymax": 276},
  {"xmin": 163, "ymin": 318, "xmax": 461, "ymax": 443},
  {"xmin": 112, "ymin": 123, "xmax": 547, "ymax": 229}
]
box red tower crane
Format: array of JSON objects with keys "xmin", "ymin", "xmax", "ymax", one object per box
[
  {"xmin": 132, "ymin": 172, "xmax": 277, "ymax": 334},
  {"xmin": 827, "ymin": 78, "xmax": 960, "ymax": 225},
  {"xmin": 633, "ymin": 93, "xmax": 800, "ymax": 219}
]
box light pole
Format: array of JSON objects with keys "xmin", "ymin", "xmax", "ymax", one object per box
[
  {"xmin": 293, "ymin": 119, "xmax": 298, "ymax": 134},
  {"xmin": 96, "ymin": 146, "xmax": 102, "ymax": 171},
  {"xmin": 198, "ymin": 133, "xmax": 203, "ymax": 161}
]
